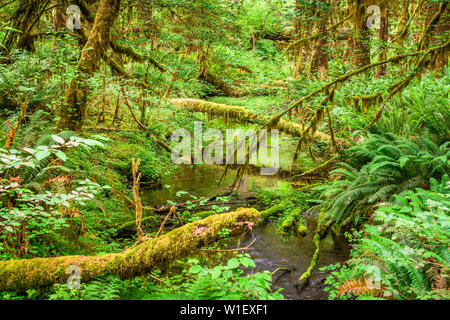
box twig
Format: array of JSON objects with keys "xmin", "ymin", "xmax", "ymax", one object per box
[
  {"xmin": 147, "ymin": 273, "xmax": 175, "ymax": 291},
  {"xmin": 156, "ymin": 205, "xmax": 176, "ymax": 237},
  {"xmin": 199, "ymin": 230, "xmax": 256, "ymax": 252}
]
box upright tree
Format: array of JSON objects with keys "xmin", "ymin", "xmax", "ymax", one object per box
[{"xmin": 58, "ymin": 0, "xmax": 122, "ymax": 131}]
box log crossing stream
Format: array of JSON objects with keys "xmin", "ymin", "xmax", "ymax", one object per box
[{"xmin": 142, "ymin": 165, "xmax": 348, "ymax": 300}]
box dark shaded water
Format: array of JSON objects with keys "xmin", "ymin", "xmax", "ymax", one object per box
[
  {"xmin": 142, "ymin": 165, "xmax": 348, "ymax": 300},
  {"xmin": 142, "ymin": 164, "xmax": 280, "ymax": 207},
  {"xmin": 237, "ymin": 223, "xmax": 348, "ymax": 300}
]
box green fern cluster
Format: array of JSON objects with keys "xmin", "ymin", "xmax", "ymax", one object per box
[
  {"xmin": 324, "ymin": 176, "xmax": 450, "ymax": 300},
  {"xmin": 315, "ymin": 132, "xmax": 449, "ymax": 229},
  {"xmin": 372, "ymin": 68, "xmax": 450, "ymax": 144}
]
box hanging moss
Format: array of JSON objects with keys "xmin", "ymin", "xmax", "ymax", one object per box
[
  {"xmin": 171, "ymin": 99, "xmax": 332, "ymax": 141},
  {"xmin": 350, "ymin": 92, "xmax": 384, "ymax": 114}
]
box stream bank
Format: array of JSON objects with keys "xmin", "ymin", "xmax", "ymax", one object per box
[{"xmin": 142, "ymin": 164, "xmax": 349, "ymax": 300}]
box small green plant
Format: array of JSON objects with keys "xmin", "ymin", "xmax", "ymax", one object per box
[
  {"xmin": 0, "ymin": 135, "xmax": 108, "ymax": 258},
  {"xmin": 147, "ymin": 255, "xmax": 285, "ymax": 300},
  {"xmin": 43, "ymin": 254, "xmax": 285, "ymax": 300},
  {"xmin": 49, "ymin": 275, "xmax": 126, "ymax": 300}
]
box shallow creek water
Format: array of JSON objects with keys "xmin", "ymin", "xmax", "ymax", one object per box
[{"xmin": 142, "ymin": 165, "xmax": 348, "ymax": 300}]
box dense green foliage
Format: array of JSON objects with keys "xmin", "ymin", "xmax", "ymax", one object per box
[
  {"xmin": 0, "ymin": 0, "xmax": 449, "ymax": 301},
  {"xmin": 322, "ymin": 176, "xmax": 449, "ymax": 300}
]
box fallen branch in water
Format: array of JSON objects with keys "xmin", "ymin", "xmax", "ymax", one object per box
[{"xmin": 198, "ymin": 230, "xmax": 256, "ymax": 253}]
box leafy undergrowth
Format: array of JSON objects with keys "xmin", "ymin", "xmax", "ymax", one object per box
[
  {"xmin": 321, "ymin": 176, "xmax": 450, "ymax": 300},
  {"xmin": 1, "ymin": 254, "xmax": 285, "ymax": 301}
]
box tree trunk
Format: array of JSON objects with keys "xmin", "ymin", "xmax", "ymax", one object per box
[
  {"xmin": 1, "ymin": 0, "xmax": 47, "ymax": 53},
  {"xmin": 0, "ymin": 208, "xmax": 260, "ymax": 292},
  {"xmin": 396, "ymin": 0, "xmax": 410, "ymax": 49},
  {"xmin": 293, "ymin": 0, "xmax": 311, "ymax": 77},
  {"xmin": 350, "ymin": 0, "xmax": 371, "ymax": 68},
  {"xmin": 375, "ymin": 2, "xmax": 388, "ymax": 78},
  {"xmin": 52, "ymin": 1, "xmax": 66, "ymax": 32},
  {"xmin": 308, "ymin": 1, "xmax": 330, "ymax": 78},
  {"xmin": 422, "ymin": 1, "xmax": 449, "ymax": 69},
  {"xmin": 58, "ymin": 0, "xmax": 122, "ymax": 131}
]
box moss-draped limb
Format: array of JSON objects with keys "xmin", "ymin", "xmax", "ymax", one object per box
[
  {"xmin": 299, "ymin": 234, "xmax": 320, "ymax": 281},
  {"xmin": 170, "ymin": 99, "xmax": 332, "ymax": 142},
  {"xmin": 0, "ymin": 208, "xmax": 261, "ymax": 292},
  {"xmin": 278, "ymin": 38, "xmax": 450, "ymax": 122},
  {"xmin": 364, "ymin": 39, "xmax": 450, "ymax": 130},
  {"xmin": 260, "ymin": 200, "xmax": 292, "ymax": 222},
  {"xmin": 110, "ymin": 41, "xmax": 166, "ymax": 72},
  {"xmin": 200, "ymin": 72, "xmax": 246, "ymax": 98}
]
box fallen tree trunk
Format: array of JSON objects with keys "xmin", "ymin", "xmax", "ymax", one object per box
[
  {"xmin": 117, "ymin": 195, "xmax": 259, "ymax": 236},
  {"xmin": 171, "ymin": 98, "xmax": 331, "ymax": 141},
  {"xmin": 200, "ymin": 72, "xmax": 246, "ymax": 97},
  {"xmin": 0, "ymin": 208, "xmax": 260, "ymax": 292},
  {"xmin": 255, "ymin": 28, "xmax": 294, "ymax": 42}
]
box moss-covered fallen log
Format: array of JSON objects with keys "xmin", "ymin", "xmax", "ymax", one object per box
[
  {"xmin": 171, "ymin": 99, "xmax": 331, "ymax": 141},
  {"xmin": 255, "ymin": 28, "xmax": 294, "ymax": 42},
  {"xmin": 117, "ymin": 215, "xmax": 160, "ymax": 237},
  {"xmin": 201, "ymin": 72, "xmax": 246, "ymax": 97},
  {"xmin": 260, "ymin": 200, "xmax": 292, "ymax": 222},
  {"xmin": 0, "ymin": 208, "xmax": 260, "ymax": 292}
]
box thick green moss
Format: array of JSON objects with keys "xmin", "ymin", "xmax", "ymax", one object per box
[
  {"xmin": 260, "ymin": 199, "xmax": 292, "ymax": 221},
  {"xmin": 117, "ymin": 214, "xmax": 159, "ymax": 236},
  {"xmin": 297, "ymin": 224, "xmax": 308, "ymax": 237},
  {"xmin": 279, "ymin": 207, "xmax": 307, "ymax": 237},
  {"xmin": 299, "ymin": 234, "xmax": 320, "ymax": 281},
  {"xmin": 191, "ymin": 210, "xmax": 217, "ymax": 219},
  {"xmin": 0, "ymin": 208, "xmax": 261, "ymax": 292}
]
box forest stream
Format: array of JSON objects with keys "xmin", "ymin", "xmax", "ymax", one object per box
[
  {"xmin": 1, "ymin": 0, "xmax": 448, "ymax": 304},
  {"xmin": 142, "ymin": 165, "xmax": 349, "ymax": 300}
]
